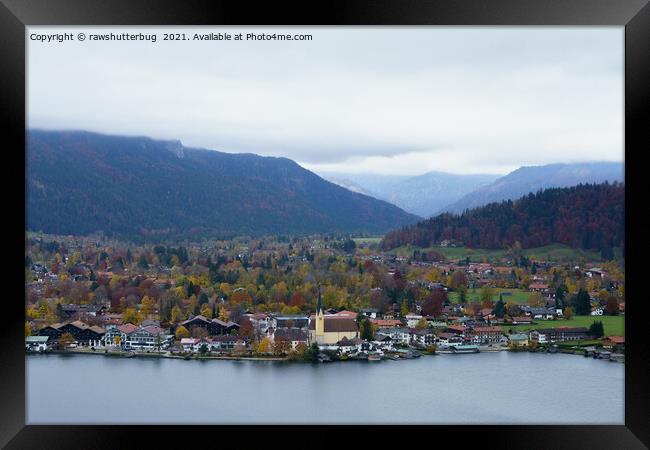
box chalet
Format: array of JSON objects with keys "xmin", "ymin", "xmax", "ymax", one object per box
[
  {"xmin": 521, "ymin": 306, "xmax": 556, "ymax": 320},
  {"xmin": 180, "ymin": 315, "xmax": 240, "ymax": 336},
  {"xmin": 49, "ymin": 321, "xmax": 106, "ymax": 347},
  {"xmin": 529, "ymin": 327, "xmax": 590, "ymax": 344}
]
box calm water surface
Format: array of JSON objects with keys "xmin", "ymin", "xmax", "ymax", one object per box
[{"xmin": 27, "ymin": 352, "xmax": 624, "ymax": 424}]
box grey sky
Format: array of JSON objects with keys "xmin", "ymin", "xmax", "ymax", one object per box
[{"xmin": 27, "ymin": 26, "xmax": 623, "ymax": 175}]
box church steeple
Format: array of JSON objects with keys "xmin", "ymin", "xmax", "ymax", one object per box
[
  {"xmin": 316, "ymin": 284, "xmax": 323, "ymax": 315},
  {"xmin": 315, "ymin": 284, "xmax": 324, "ymax": 336}
]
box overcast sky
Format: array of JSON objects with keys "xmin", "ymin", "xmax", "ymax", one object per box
[{"xmin": 27, "ymin": 26, "xmax": 623, "ymax": 175}]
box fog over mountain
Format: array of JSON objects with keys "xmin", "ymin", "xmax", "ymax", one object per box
[
  {"xmin": 320, "ymin": 171, "xmax": 500, "ymax": 218},
  {"xmin": 442, "ymin": 162, "xmax": 624, "ymax": 214}
]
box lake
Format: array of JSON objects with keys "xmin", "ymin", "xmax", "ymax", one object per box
[{"xmin": 26, "ymin": 352, "xmax": 624, "ymax": 424}]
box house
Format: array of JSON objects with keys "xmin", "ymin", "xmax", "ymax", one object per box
[
  {"xmin": 601, "ymin": 336, "xmax": 624, "ymax": 349},
  {"xmin": 123, "ymin": 325, "xmax": 173, "ymax": 350},
  {"xmin": 590, "ymin": 307, "xmax": 604, "ymax": 316},
  {"xmin": 410, "ymin": 328, "xmax": 436, "ymax": 346},
  {"xmin": 521, "ymin": 306, "xmax": 556, "ymax": 320},
  {"xmin": 405, "ymin": 314, "xmax": 423, "ymax": 328},
  {"xmin": 274, "ymin": 314, "xmax": 309, "ymax": 330},
  {"xmin": 508, "ymin": 333, "xmax": 529, "ymax": 347},
  {"xmin": 467, "ymin": 326, "xmax": 503, "ymax": 345},
  {"xmin": 26, "ymin": 335, "xmax": 50, "ymax": 351},
  {"xmin": 272, "ymin": 328, "xmax": 309, "ymax": 351},
  {"xmin": 528, "ymin": 283, "xmax": 550, "ymax": 293},
  {"xmin": 60, "ymin": 304, "xmax": 107, "ymax": 319},
  {"xmin": 180, "ymin": 315, "xmax": 240, "ymax": 336},
  {"xmin": 103, "ymin": 323, "xmax": 139, "ymax": 347},
  {"xmin": 529, "ymin": 327, "xmax": 590, "ymax": 344},
  {"xmin": 337, "ymin": 336, "xmax": 362, "ymax": 354},
  {"xmin": 370, "ymin": 319, "xmax": 403, "ymax": 329},
  {"xmin": 359, "ymin": 308, "xmax": 378, "ymax": 319},
  {"xmin": 54, "ymin": 321, "xmax": 106, "ymax": 347},
  {"xmin": 437, "ymin": 332, "xmax": 464, "ymax": 348},
  {"xmin": 510, "ymin": 316, "xmax": 534, "ymax": 325},
  {"xmin": 376, "ymin": 327, "xmax": 411, "ymax": 345},
  {"xmin": 333, "ymin": 310, "xmax": 358, "ymax": 318}
]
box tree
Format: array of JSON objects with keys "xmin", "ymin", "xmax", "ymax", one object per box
[
  {"xmin": 415, "ymin": 317, "xmax": 429, "ymax": 330},
  {"xmin": 199, "ymin": 343, "xmax": 209, "ymax": 355},
  {"xmin": 493, "ymin": 297, "xmax": 506, "ymax": 318},
  {"xmin": 605, "ymin": 296, "xmax": 619, "ymax": 315},
  {"xmin": 25, "ymin": 321, "xmax": 31, "ymax": 337},
  {"xmin": 239, "ymin": 317, "xmax": 254, "ymax": 339},
  {"xmin": 175, "ymin": 325, "xmax": 190, "ymax": 340},
  {"xmin": 589, "ymin": 320, "xmax": 605, "ymax": 338},
  {"xmin": 122, "ymin": 307, "xmax": 142, "ymax": 325},
  {"xmin": 171, "ymin": 305, "xmax": 182, "ymax": 324},
  {"xmin": 359, "ymin": 318, "xmax": 374, "ymax": 341},
  {"xmin": 422, "ymin": 289, "xmax": 445, "ymax": 317},
  {"xmin": 200, "ymin": 303, "xmax": 212, "ymax": 318},
  {"xmin": 480, "ymin": 286, "xmax": 495, "ymax": 303},
  {"xmin": 528, "ymin": 292, "xmax": 543, "ymax": 307},
  {"xmin": 563, "ymin": 306, "xmax": 574, "ymax": 320},
  {"xmin": 256, "ymin": 337, "xmax": 272, "ymax": 354},
  {"xmin": 140, "ymin": 295, "xmax": 156, "ymax": 316},
  {"xmin": 571, "ymin": 289, "xmax": 592, "ymax": 315},
  {"xmin": 59, "ymin": 332, "xmax": 75, "ymax": 349}
]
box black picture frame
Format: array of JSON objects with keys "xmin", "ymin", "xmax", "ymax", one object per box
[{"xmin": 2, "ymin": 0, "xmax": 648, "ymax": 448}]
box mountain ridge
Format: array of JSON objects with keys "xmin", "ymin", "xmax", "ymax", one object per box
[{"xmin": 26, "ymin": 129, "xmax": 419, "ymax": 239}]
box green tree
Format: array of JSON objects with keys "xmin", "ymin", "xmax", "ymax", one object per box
[
  {"xmin": 493, "ymin": 296, "xmax": 506, "ymax": 318},
  {"xmin": 589, "ymin": 320, "xmax": 605, "ymax": 338},
  {"xmin": 571, "ymin": 289, "xmax": 591, "ymax": 315}
]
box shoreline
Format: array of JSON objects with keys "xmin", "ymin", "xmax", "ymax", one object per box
[{"xmin": 26, "ymin": 346, "xmax": 624, "ymax": 363}]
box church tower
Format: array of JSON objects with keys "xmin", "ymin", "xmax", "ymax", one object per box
[{"xmin": 315, "ymin": 285, "xmax": 324, "ymax": 336}]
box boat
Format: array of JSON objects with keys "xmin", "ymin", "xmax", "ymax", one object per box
[
  {"xmin": 449, "ymin": 345, "xmax": 480, "ymax": 354},
  {"xmin": 368, "ymin": 353, "xmax": 381, "ymax": 361}
]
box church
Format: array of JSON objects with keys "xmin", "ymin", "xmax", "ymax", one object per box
[{"xmin": 308, "ymin": 291, "xmax": 359, "ymax": 345}]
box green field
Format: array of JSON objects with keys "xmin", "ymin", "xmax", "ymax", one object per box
[
  {"xmin": 352, "ymin": 237, "xmax": 382, "ymax": 245},
  {"xmin": 503, "ymin": 315, "xmax": 624, "ymax": 337},
  {"xmin": 449, "ymin": 288, "xmax": 531, "ymax": 304},
  {"xmin": 391, "ymin": 243, "xmax": 611, "ymax": 263}
]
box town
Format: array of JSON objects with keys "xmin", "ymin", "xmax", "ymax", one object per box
[{"xmin": 25, "ymin": 232, "xmax": 625, "ymax": 363}]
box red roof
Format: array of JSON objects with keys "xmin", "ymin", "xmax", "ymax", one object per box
[
  {"xmin": 118, "ymin": 323, "xmax": 139, "ymax": 334},
  {"xmin": 370, "ymin": 319, "xmax": 402, "ymax": 327}
]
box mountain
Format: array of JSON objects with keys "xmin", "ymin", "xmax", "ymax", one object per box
[
  {"xmin": 381, "ymin": 182, "xmax": 624, "ymax": 254},
  {"xmin": 26, "ymin": 130, "xmax": 419, "ymax": 239},
  {"xmin": 319, "ymin": 171, "xmax": 499, "ymax": 218},
  {"xmin": 443, "ymin": 162, "xmax": 624, "ymax": 214}
]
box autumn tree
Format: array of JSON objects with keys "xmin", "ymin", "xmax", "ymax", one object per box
[
  {"xmin": 563, "ymin": 306, "xmax": 574, "ymax": 320},
  {"xmin": 175, "ymin": 325, "xmax": 190, "ymax": 340},
  {"xmin": 140, "ymin": 295, "xmax": 156, "ymax": 316},
  {"xmin": 415, "ymin": 317, "xmax": 429, "ymax": 330},
  {"xmin": 422, "ymin": 289, "xmax": 445, "ymax": 317},
  {"xmin": 59, "ymin": 332, "xmax": 75, "ymax": 348},
  {"xmin": 25, "ymin": 321, "xmax": 31, "ymax": 337},
  {"xmin": 528, "ymin": 292, "xmax": 543, "ymax": 308},
  {"xmin": 605, "ymin": 296, "xmax": 619, "ymax": 315}
]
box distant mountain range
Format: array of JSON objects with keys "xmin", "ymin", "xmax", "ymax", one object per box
[
  {"xmin": 26, "ymin": 130, "xmax": 419, "ymax": 239},
  {"xmin": 321, "ymin": 162, "xmax": 624, "ymax": 217},
  {"xmin": 442, "ymin": 162, "xmax": 624, "ymax": 214},
  {"xmin": 320, "ymin": 171, "xmax": 499, "ymax": 218}
]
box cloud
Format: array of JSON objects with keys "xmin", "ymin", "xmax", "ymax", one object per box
[{"xmin": 27, "ymin": 26, "xmax": 623, "ymax": 174}]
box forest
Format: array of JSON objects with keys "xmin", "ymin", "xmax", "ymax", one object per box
[{"xmin": 381, "ymin": 182, "xmax": 624, "ymax": 257}]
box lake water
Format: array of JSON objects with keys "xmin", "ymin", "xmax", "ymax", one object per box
[{"xmin": 26, "ymin": 352, "xmax": 624, "ymax": 424}]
